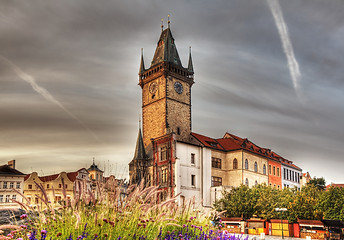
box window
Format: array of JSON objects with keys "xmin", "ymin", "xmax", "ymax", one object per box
[
  {"xmin": 245, "ymin": 159, "xmax": 249, "ymax": 170},
  {"xmin": 284, "ymin": 169, "xmax": 286, "ymax": 180},
  {"xmin": 233, "ymin": 159, "xmax": 238, "ymax": 169},
  {"xmin": 254, "ymin": 162, "xmax": 258, "ymax": 172},
  {"xmin": 273, "ymin": 166, "xmax": 276, "ymax": 176},
  {"xmin": 255, "ymin": 180, "xmax": 258, "ymax": 186},
  {"xmin": 263, "ymin": 164, "xmax": 266, "ymax": 175},
  {"xmin": 28, "ymin": 184, "xmax": 32, "ymax": 190},
  {"xmin": 278, "ymin": 185, "xmax": 280, "ymax": 189},
  {"xmin": 47, "ymin": 184, "xmax": 50, "ymax": 189},
  {"xmin": 0, "ymin": 195, "xmax": 3, "ymax": 202},
  {"xmin": 277, "ymin": 168, "xmax": 280, "ymax": 177},
  {"xmin": 160, "ymin": 146, "xmax": 168, "ymax": 161},
  {"xmin": 211, "ymin": 176, "xmax": 222, "ymax": 187},
  {"xmin": 191, "ymin": 153, "xmax": 195, "ymax": 165},
  {"xmin": 211, "ymin": 157, "xmax": 221, "ymax": 169},
  {"xmin": 9, "ymin": 182, "xmax": 14, "ymax": 189},
  {"xmin": 59, "ymin": 184, "xmax": 62, "ymax": 188},
  {"xmin": 292, "ymin": 171, "xmax": 295, "ymax": 182},
  {"xmin": 191, "ymin": 175, "xmax": 195, "ymax": 187},
  {"xmin": 12, "ymin": 195, "xmax": 16, "ymax": 200},
  {"xmin": 16, "ymin": 182, "xmax": 20, "ymax": 189},
  {"xmin": 269, "ymin": 165, "xmax": 272, "ymax": 174},
  {"xmin": 161, "ymin": 168, "xmax": 168, "ymax": 183},
  {"xmin": 3, "ymin": 182, "xmax": 7, "ymax": 189},
  {"xmin": 5, "ymin": 195, "xmax": 10, "ymax": 202},
  {"xmin": 177, "ymin": 127, "xmax": 181, "ymax": 135},
  {"xmin": 245, "ymin": 178, "xmax": 249, "ymax": 186}
]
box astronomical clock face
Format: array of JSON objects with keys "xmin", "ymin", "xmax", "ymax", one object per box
[
  {"xmin": 149, "ymin": 82, "xmax": 158, "ymax": 94},
  {"xmin": 174, "ymin": 81, "xmax": 183, "ymax": 94}
]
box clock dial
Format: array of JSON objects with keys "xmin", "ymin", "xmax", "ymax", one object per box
[
  {"xmin": 149, "ymin": 82, "xmax": 158, "ymax": 94},
  {"xmin": 174, "ymin": 81, "xmax": 183, "ymax": 94}
]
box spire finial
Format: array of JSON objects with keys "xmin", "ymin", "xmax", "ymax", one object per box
[
  {"xmin": 139, "ymin": 114, "xmax": 141, "ymax": 129},
  {"xmin": 139, "ymin": 48, "xmax": 145, "ymax": 74},
  {"xmin": 93, "ymin": 157, "xmax": 95, "ymax": 164},
  {"xmin": 161, "ymin": 18, "xmax": 164, "ymax": 31},
  {"xmin": 168, "ymin": 14, "xmax": 170, "ymax": 28},
  {"xmin": 188, "ymin": 46, "xmax": 194, "ymax": 73}
]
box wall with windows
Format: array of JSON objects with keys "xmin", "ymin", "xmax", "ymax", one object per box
[
  {"xmin": 268, "ymin": 159, "xmax": 282, "ymax": 189},
  {"xmin": 242, "ymin": 151, "xmax": 269, "ymax": 187},
  {"xmin": 24, "ymin": 172, "xmax": 74, "ymax": 207},
  {"xmin": 175, "ymin": 142, "xmax": 212, "ymax": 208},
  {"xmin": 0, "ymin": 175, "xmax": 24, "ymax": 208},
  {"xmin": 281, "ymin": 164, "xmax": 301, "ymax": 190}
]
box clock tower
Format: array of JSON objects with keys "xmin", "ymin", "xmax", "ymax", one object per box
[{"xmin": 139, "ymin": 25, "xmax": 194, "ymax": 148}]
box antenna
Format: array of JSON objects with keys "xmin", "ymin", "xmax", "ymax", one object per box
[
  {"xmin": 168, "ymin": 14, "xmax": 170, "ymax": 27},
  {"xmin": 161, "ymin": 18, "xmax": 164, "ymax": 31}
]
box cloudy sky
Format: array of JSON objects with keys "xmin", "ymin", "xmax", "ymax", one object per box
[{"xmin": 0, "ymin": 0, "xmax": 343, "ymax": 183}]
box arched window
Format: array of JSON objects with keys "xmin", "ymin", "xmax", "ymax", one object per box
[
  {"xmin": 255, "ymin": 180, "xmax": 258, "ymax": 186},
  {"xmin": 263, "ymin": 164, "xmax": 266, "ymax": 175},
  {"xmin": 245, "ymin": 159, "xmax": 249, "ymax": 170},
  {"xmin": 245, "ymin": 178, "xmax": 249, "ymax": 186},
  {"xmin": 254, "ymin": 162, "xmax": 258, "ymax": 172},
  {"xmin": 233, "ymin": 159, "xmax": 238, "ymax": 169}
]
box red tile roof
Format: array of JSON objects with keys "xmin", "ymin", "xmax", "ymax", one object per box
[
  {"xmin": 67, "ymin": 172, "xmax": 78, "ymax": 182},
  {"xmin": 192, "ymin": 131, "xmax": 302, "ymax": 170},
  {"xmin": 39, "ymin": 173, "xmax": 59, "ymax": 182}
]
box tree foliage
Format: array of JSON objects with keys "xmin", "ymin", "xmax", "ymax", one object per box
[
  {"xmin": 214, "ymin": 183, "xmax": 344, "ymax": 222},
  {"xmin": 307, "ymin": 176, "xmax": 326, "ymax": 191}
]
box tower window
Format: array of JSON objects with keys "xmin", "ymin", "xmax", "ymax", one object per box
[
  {"xmin": 191, "ymin": 175, "xmax": 195, "ymax": 187},
  {"xmin": 160, "ymin": 146, "xmax": 168, "ymax": 161},
  {"xmin": 191, "ymin": 153, "xmax": 195, "ymax": 165}
]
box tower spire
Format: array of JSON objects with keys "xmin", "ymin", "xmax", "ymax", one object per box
[
  {"xmin": 139, "ymin": 48, "xmax": 145, "ymax": 74},
  {"xmin": 167, "ymin": 14, "xmax": 170, "ymax": 28},
  {"xmin": 188, "ymin": 46, "xmax": 194, "ymax": 73},
  {"xmin": 161, "ymin": 18, "xmax": 164, "ymax": 31}
]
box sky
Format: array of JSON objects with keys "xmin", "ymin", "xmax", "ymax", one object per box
[{"xmin": 0, "ymin": 0, "xmax": 343, "ymax": 183}]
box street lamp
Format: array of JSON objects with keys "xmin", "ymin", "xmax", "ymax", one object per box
[{"xmin": 275, "ymin": 208, "xmax": 288, "ymax": 239}]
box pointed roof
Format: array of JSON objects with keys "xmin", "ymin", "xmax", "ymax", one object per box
[
  {"xmin": 188, "ymin": 47, "xmax": 194, "ymax": 73},
  {"xmin": 139, "ymin": 48, "xmax": 145, "ymax": 74},
  {"xmin": 151, "ymin": 27, "xmax": 182, "ymax": 67},
  {"xmin": 133, "ymin": 127, "xmax": 148, "ymax": 160},
  {"xmin": 88, "ymin": 159, "xmax": 104, "ymax": 173}
]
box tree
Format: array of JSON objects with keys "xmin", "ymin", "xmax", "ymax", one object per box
[{"xmin": 307, "ymin": 176, "xmax": 326, "ymax": 191}]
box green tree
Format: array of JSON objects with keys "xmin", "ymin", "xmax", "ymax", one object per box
[
  {"xmin": 317, "ymin": 186, "xmax": 344, "ymax": 221},
  {"xmin": 214, "ymin": 185, "xmax": 255, "ymax": 218},
  {"xmin": 307, "ymin": 176, "xmax": 326, "ymax": 191}
]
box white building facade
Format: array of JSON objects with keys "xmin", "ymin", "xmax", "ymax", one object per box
[
  {"xmin": 175, "ymin": 141, "xmax": 212, "ymax": 208},
  {"xmin": 0, "ymin": 161, "xmax": 25, "ymax": 209},
  {"xmin": 281, "ymin": 161, "xmax": 302, "ymax": 189}
]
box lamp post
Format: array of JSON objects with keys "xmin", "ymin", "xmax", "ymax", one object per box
[{"xmin": 275, "ymin": 208, "xmax": 288, "ymax": 239}]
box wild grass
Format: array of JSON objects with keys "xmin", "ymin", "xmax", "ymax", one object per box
[{"xmin": 2, "ymin": 180, "xmax": 217, "ymax": 239}]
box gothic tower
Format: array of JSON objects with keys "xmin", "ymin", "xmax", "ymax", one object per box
[{"xmin": 139, "ymin": 24, "xmax": 194, "ymax": 148}]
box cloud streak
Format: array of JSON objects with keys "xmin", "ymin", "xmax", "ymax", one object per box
[
  {"xmin": 0, "ymin": 55, "xmax": 101, "ymax": 142},
  {"xmin": 266, "ymin": 0, "xmax": 304, "ymax": 102}
]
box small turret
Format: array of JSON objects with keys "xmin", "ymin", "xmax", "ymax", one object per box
[
  {"xmin": 188, "ymin": 46, "xmax": 194, "ymax": 73},
  {"xmin": 139, "ymin": 48, "xmax": 145, "ymax": 74}
]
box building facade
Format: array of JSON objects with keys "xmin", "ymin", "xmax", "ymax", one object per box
[
  {"xmin": 129, "ymin": 24, "xmax": 303, "ymax": 207},
  {"xmin": 0, "ymin": 160, "xmax": 25, "ymax": 208}
]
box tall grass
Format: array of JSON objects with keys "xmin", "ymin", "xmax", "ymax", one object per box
[{"xmin": 4, "ymin": 180, "xmax": 213, "ymax": 239}]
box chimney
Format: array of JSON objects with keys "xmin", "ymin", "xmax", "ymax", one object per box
[{"xmin": 8, "ymin": 160, "xmax": 15, "ymax": 169}]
